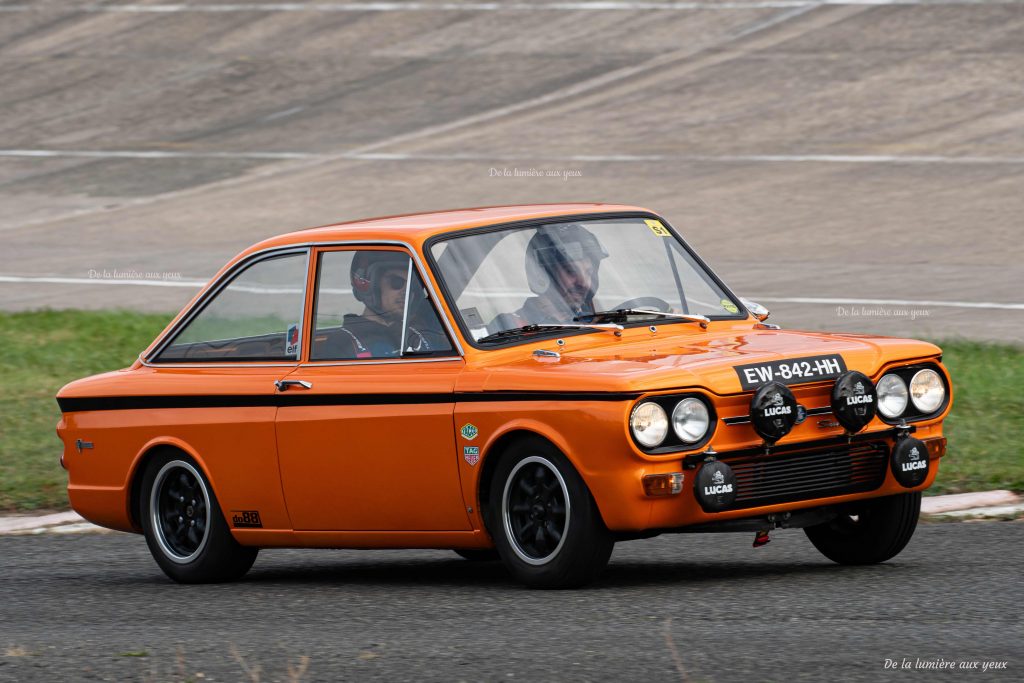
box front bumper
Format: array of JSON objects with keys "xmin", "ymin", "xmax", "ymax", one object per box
[
  {"xmin": 661, "ymin": 432, "xmax": 942, "ymax": 530},
  {"xmin": 590, "ymin": 425, "xmax": 946, "ymax": 532}
]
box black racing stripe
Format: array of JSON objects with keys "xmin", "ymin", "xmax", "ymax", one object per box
[
  {"xmin": 57, "ymin": 395, "xmax": 278, "ymax": 412},
  {"xmin": 56, "ymin": 391, "xmax": 641, "ymax": 413},
  {"xmin": 456, "ymin": 391, "xmax": 639, "ymax": 403}
]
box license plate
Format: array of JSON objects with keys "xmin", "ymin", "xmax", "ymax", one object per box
[{"xmin": 734, "ymin": 354, "xmax": 847, "ymax": 391}]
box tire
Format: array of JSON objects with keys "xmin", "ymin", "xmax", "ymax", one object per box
[
  {"xmin": 487, "ymin": 437, "xmax": 613, "ymax": 588},
  {"xmin": 804, "ymin": 492, "xmax": 922, "ymax": 565},
  {"xmin": 139, "ymin": 452, "xmax": 258, "ymax": 583},
  {"xmin": 453, "ymin": 548, "xmax": 500, "ymax": 562}
]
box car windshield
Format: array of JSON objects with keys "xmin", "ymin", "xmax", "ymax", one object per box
[{"xmin": 429, "ymin": 216, "xmax": 744, "ymax": 343}]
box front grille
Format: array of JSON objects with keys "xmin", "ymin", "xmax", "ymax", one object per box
[{"xmin": 724, "ymin": 441, "xmax": 889, "ymax": 510}]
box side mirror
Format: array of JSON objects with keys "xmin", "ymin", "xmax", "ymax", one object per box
[{"xmin": 740, "ymin": 298, "xmax": 770, "ymax": 322}]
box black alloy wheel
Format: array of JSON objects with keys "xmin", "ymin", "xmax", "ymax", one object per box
[
  {"xmin": 153, "ymin": 462, "xmax": 209, "ymax": 560},
  {"xmin": 503, "ymin": 457, "xmax": 570, "ymax": 564},
  {"xmin": 139, "ymin": 451, "xmax": 258, "ymax": 583},
  {"xmin": 488, "ymin": 437, "xmax": 613, "ymax": 589}
]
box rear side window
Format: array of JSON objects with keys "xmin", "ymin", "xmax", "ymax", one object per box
[{"xmin": 156, "ymin": 252, "xmax": 308, "ymax": 362}]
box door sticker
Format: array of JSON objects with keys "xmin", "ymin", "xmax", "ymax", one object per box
[
  {"xmin": 285, "ymin": 324, "xmax": 300, "ymax": 356},
  {"xmin": 231, "ymin": 510, "xmax": 263, "ymax": 528},
  {"xmin": 644, "ymin": 219, "xmax": 671, "ymax": 237}
]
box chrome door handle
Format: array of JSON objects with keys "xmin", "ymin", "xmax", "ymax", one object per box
[{"xmin": 275, "ymin": 379, "xmax": 312, "ymax": 391}]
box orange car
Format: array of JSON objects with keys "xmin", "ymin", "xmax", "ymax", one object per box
[{"xmin": 56, "ymin": 204, "xmax": 951, "ymax": 588}]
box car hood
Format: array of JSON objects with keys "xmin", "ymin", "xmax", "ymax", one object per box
[{"xmin": 473, "ymin": 327, "xmax": 942, "ymax": 395}]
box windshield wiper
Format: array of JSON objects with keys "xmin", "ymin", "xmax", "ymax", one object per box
[
  {"xmin": 477, "ymin": 322, "xmax": 623, "ymax": 344},
  {"xmin": 575, "ymin": 309, "xmax": 710, "ymax": 328}
]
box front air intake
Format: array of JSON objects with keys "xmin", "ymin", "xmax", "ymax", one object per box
[{"xmin": 723, "ymin": 441, "xmax": 889, "ymax": 511}]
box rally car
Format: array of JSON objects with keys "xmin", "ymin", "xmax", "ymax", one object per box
[{"xmin": 56, "ymin": 204, "xmax": 951, "ymax": 588}]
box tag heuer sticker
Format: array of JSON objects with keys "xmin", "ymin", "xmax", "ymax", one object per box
[
  {"xmin": 463, "ymin": 446, "xmax": 480, "ymax": 466},
  {"xmin": 460, "ymin": 423, "xmax": 479, "ymax": 441}
]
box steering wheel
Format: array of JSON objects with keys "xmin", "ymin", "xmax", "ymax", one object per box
[
  {"xmin": 612, "ymin": 296, "xmax": 673, "ymax": 312},
  {"xmin": 405, "ymin": 326, "xmax": 450, "ymax": 354}
]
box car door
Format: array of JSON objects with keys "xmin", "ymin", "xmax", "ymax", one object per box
[
  {"xmin": 275, "ymin": 245, "xmax": 471, "ymax": 531},
  {"xmin": 147, "ymin": 247, "xmax": 312, "ymax": 532}
]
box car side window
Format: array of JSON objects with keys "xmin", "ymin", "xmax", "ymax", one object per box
[
  {"xmin": 156, "ymin": 252, "xmax": 308, "ymax": 362},
  {"xmin": 311, "ymin": 249, "xmax": 455, "ymax": 360}
]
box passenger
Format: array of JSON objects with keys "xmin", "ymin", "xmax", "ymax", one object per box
[{"xmin": 491, "ymin": 223, "xmax": 609, "ymax": 331}]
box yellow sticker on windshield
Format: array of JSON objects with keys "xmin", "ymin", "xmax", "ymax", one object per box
[
  {"xmin": 644, "ymin": 219, "xmax": 671, "ymax": 237},
  {"xmin": 721, "ymin": 299, "xmax": 739, "ymax": 314}
]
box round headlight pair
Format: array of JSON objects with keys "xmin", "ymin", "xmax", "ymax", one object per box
[
  {"xmin": 877, "ymin": 369, "xmax": 945, "ymax": 418},
  {"xmin": 630, "ymin": 398, "xmax": 710, "ymax": 449}
]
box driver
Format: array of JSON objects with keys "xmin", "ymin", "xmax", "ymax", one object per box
[
  {"xmin": 341, "ymin": 251, "xmax": 411, "ymax": 357},
  {"xmin": 491, "ymin": 223, "xmax": 609, "ymax": 330}
]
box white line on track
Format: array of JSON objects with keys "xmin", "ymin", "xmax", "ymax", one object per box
[
  {"xmin": 1, "ymin": 1, "xmax": 1021, "ymax": 12},
  {"xmin": 6, "ymin": 149, "xmax": 1024, "ymax": 165},
  {"xmin": 757, "ymin": 296, "xmax": 1024, "ymax": 311},
  {"xmin": 0, "ymin": 275, "xmax": 346, "ymax": 295},
  {"xmin": 2, "ymin": 275, "xmax": 1022, "ymax": 311},
  {"xmin": 0, "ymin": 149, "xmax": 314, "ymax": 160},
  {"xmin": 350, "ymin": 152, "xmax": 1024, "ymax": 165},
  {"xmin": 685, "ymin": 153, "xmax": 1024, "ymax": 165},
  {"xmin": 0, "ymin": 275, "xmax": 208, "ymax": 288}
]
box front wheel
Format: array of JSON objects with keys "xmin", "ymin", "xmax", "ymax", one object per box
[
  {"xmin": 488, "ymin": 438, "xmax": 613, "ymax": 588},
  {"xmin": 139, "ymin": 452, "xmax": 258, "ymax": 583},
  {"xmin": 804, "ymin": 492, "xmax": 921, "ymax": 565}
]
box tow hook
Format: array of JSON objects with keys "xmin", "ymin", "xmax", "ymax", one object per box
[{"xmin": 752, "ymin": 511, "xmax": 796, "ymax": 547}]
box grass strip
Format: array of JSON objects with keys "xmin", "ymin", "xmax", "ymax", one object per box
[{"xmin": 0, "ymin": 310, "xmax": 1020, "ymax": 511}]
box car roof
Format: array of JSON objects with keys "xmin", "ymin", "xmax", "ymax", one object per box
[{"xmin": 245, "ymin": 203, "xmax": 653, "ymax": 254}]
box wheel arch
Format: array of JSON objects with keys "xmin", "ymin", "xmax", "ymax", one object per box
[
  {"xmin": 477, "ymin": 424, "xmax": 599, "ymax": 529},
  {"xmin": 127, "ymin": 437, "xmax": 216, "ymax": 532}
]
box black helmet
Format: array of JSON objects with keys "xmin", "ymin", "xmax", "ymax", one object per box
[
  {"xmin": 525, "ymin": 223, "xmax": 608, "ymax": 296},
  {"xmin": 350, "ymin": 251, "xmax": 409, "ymax": 314}
]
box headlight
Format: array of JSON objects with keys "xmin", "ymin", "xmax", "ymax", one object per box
[
  {"xmin": 876, "ymin": 373, "xmax": 909, "ymax": 418},
  {"xmin": 910, "ymin": 369, "xmax": 945, "ymax": 413},
  {"xmin": 630, "ymin": 402, "xmax": 668, "ymax": 448},
  {"xmin": 672, "ymin": 398, "xmax": 710, "ymax": 443}
]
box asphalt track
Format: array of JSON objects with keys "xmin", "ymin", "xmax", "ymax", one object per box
[
  {"xmin": 1, "ymin": 0, "xmax": 1023, "ymax": 341},
  {"xmin": 0, "ymin": 521, "xmax": 1020, "ymax": 681}
]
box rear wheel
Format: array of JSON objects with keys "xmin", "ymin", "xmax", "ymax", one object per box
[
  {"xmin": 805, "ymin": 492, "xmax": 921, "ymax": 565},
  {"xmin": 488, "ymin": 438, "xmax": 613, "ymax": 588},
  {"xmin": 139, "ymin": 452, "xmax": 258, "ymax": 583}
]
